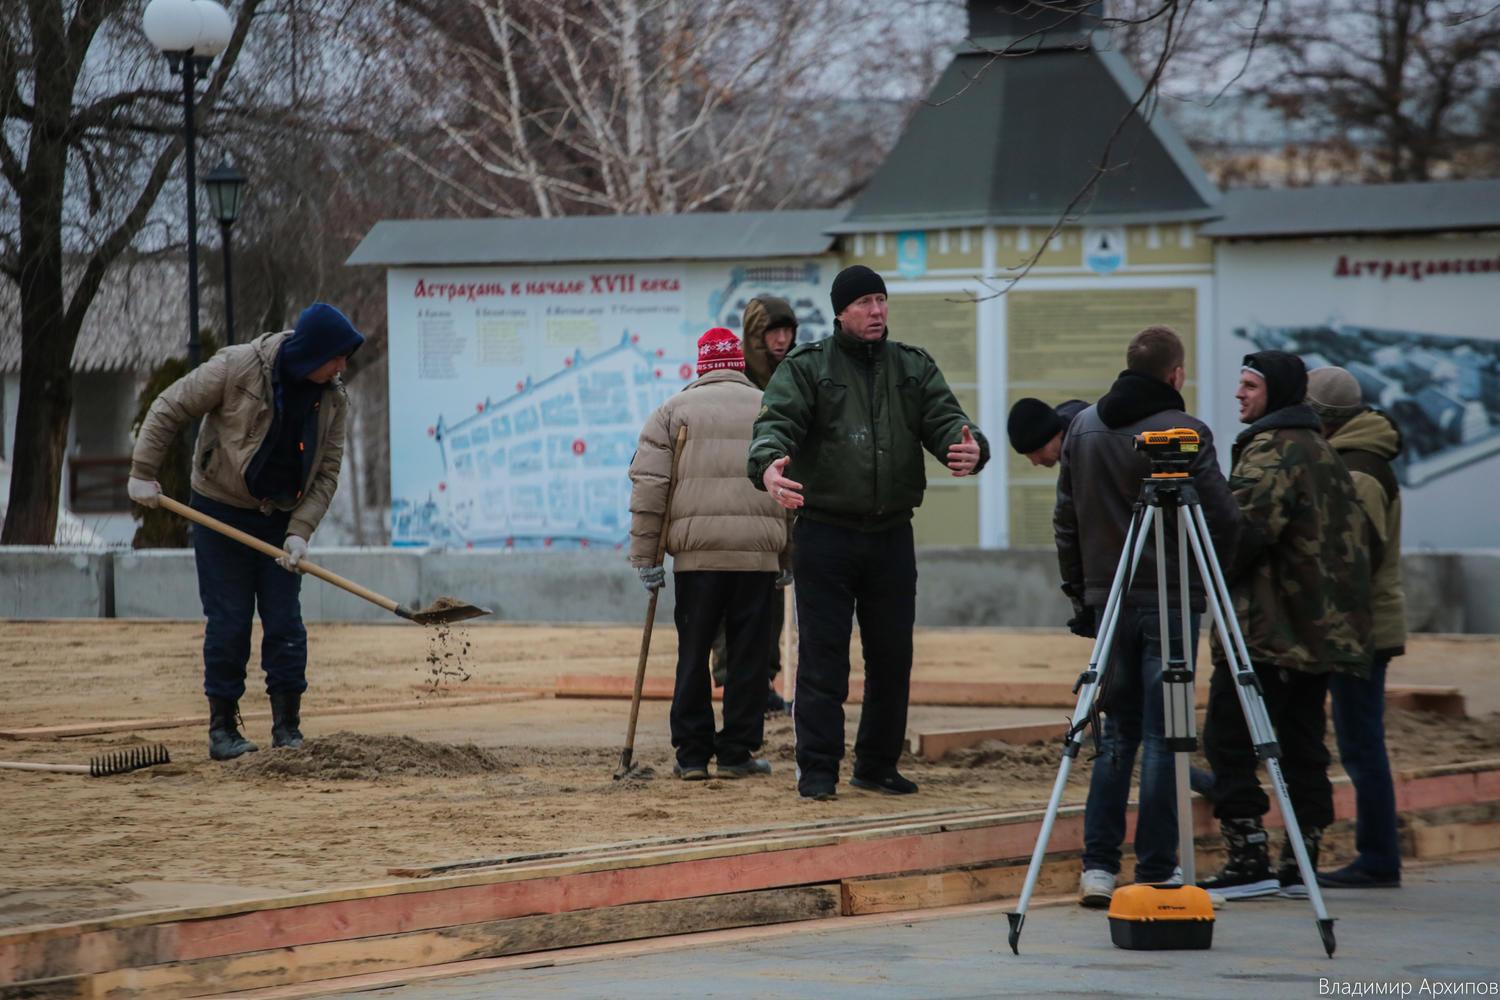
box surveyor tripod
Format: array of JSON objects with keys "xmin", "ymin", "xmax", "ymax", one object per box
[{"xmin": 1006, "ymin": 430, "xmax": 1337, "ymax": 958}]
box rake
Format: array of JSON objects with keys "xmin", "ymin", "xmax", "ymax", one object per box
[{"xmin": 0, "ymin": 744, "xmax": 172, "ymax": 777}]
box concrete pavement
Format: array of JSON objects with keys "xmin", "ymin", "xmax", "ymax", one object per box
[{"xmin": 311, "ymin": 856, "xmax": 1500, "ymax": 1000}]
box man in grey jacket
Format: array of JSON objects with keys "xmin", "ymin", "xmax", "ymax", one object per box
[
  {"xmin": 628, "ymin": 328, "xmax": 790, "ymax": 781},
  {"xmin": 128, "ymin": 303, "xmax": 363, "ymax": 760},
  {"xmin": 1055, "ymin": 325, "xmax": 1239, "ymax": 907}
]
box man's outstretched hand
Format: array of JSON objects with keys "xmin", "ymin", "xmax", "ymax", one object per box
[
  {"xmin": 763, "ymin": 456, "xmax": 804, "ymax": 510},
  {"xmin": 946, "ymin": 426, "xmax": 979, "ymax": 476}
]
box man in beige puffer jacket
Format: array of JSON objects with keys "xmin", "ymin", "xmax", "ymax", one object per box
[{"xmin": 627, "ymin": 328, "xmax": 790, "ymax": 781}]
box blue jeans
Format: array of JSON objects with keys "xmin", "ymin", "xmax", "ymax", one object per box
[
  {"xmin": 1082, "ymin": 606, "xmax": 1197, "ymax": 882},
  {"xmin": 191, "ymin": 492, "xmax": 307, "ymax": 700},
  {"xmin": 1329, "ymin": 656, "xmax": 1401, "ymax": 877}
]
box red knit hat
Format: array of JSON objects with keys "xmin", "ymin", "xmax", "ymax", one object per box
[{"xmin": 696, "ymin": 327, "xmax": 745, "ymax": 375}]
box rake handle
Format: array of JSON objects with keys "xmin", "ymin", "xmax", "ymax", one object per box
[
  {"xmin": 157, "ymin": 495, "xmax": 402, "ymax": 615},
  {"xmin": 0, "ymin": 761, "xmax": 90, "ymax": 774}
]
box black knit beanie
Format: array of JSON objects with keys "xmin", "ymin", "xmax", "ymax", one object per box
[
  {"xmin": 830, "ymin": 265, "xmax": 887, "ymax": 317},
  {"xmin": 1241, "ymin": 350, "xmax": 1307, "ymax": 414},
  {"xmin": 1007, "ymin": 398, "xmax": 1064, "ymax": 454}
]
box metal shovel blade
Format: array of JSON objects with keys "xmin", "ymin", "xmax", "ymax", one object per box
[{"xmin": 396, "ymin": 597, "xmax": 492, "ymax": 626}]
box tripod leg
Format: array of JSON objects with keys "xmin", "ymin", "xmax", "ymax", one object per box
[
  {"xmin": 1185, "ymin": 505, "xmax": 1336, "ymax": 956},
  {"xmin": 1159, "ymin": 507, "xmax": 1198, "ymax": 885},
  {"xmin": 1007, "ymin": 505, "xmax": 1156, "ymax": 954}
]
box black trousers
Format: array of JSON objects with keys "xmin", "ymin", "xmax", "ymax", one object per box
[
  {"xmin": 191, "ymin": 492, "xmax": 305, "ymax": 700},
  {"xmin": 1203, "ymin": 656, "xmax": 1333, "ymax": 830},
  {"xmin": 670, "ymin": 570, "xmax": 776, "ymax": 768},
  {"xmin": 791, "ymin": 518, "xmax": 916, "ymax": 790}
]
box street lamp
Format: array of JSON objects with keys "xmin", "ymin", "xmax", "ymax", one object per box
[
  {"xmin": 203, "ymin": 159, "xmax": 247, "ymax": 346},
  {"xmin": 143, "ymin": 0, "xmax": 234, "ymax": 370}
]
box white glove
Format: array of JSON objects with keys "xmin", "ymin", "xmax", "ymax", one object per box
[
  {"xmin": 278, "ymin": 535, "xmax": 308, "ymax": 572},
  {"xmin": 637, "ymin": 565, "xmax": 665, "ymax": 594},
  {"xmin": 127, "ymin": 477, "xmax": 161, "ymax": 508}
]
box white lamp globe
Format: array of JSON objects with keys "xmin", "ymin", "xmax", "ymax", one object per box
[
  {"xmin": 192, "ymin": 1, "xmax": 233, "ymax": 56},
  {"xmin": 142, "ymin": 0, "xmax": 203, "ymax": 52}
]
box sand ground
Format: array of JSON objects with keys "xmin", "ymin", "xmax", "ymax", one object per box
[{"xmin": 1, "ymin": 619, "xmax": 1497, "ymax": 929}]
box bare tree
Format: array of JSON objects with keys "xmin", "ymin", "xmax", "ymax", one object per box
[
  {"xmin": 378, "ymin": 0, "xmax": 964, "ymax": 217},
  {"xmin": 1118, "ymin": 0, "xmax": 1500, "ymax": 185},
  {"xmin": 0, "ymin": 0, "xmax": 261, "ymax": 544}
]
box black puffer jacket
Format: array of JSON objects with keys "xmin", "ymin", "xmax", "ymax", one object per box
[{"xmin": 1055, "ymin": 370, "xmax": 1239, "ymax": 610}]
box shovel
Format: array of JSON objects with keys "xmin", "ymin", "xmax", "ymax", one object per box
[
  {"xmin": 158, "ymin": 495, "xmax": 491, "ymax": 626},
  {"xmin": 613, "ymin": 424, "xmax": 688, "ymax": 780}
]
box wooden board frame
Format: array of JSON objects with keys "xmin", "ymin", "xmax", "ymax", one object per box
[{"xmin": 3, "ymin": 759, "xmax": 1498, "ymax": 998}]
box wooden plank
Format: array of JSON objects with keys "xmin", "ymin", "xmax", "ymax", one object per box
[
  {"xmin": 554, "ymin": 674, "xmax": 1082, "ymax": 707},
  {"xmin": 388, "ymin": 804, "xmax": 989, "ymax": 877},
  {"xmin": 841, "ymin": 858, "xmax": 1080, "ymax": 915},
  {"xmin": 914, "ymin": 710, "xmax": 1210, "ymax": 762},
  {"xmin": 555, "ymin": 674, "xmax": 685, "ymax": 699},
  {"xmin": 1384, "ymin": 687, "xmax": 1466, "ymax": 717},
  {"xmin": 6, "ymin": 760, "xmax": 1499, "ymax": 986},
  {"xmin": 916, "ymin": 722, "xmax": 1068, "ymax": 762},
  {"xmin": 0, "ymin": 693, "xmax": 544, "ymax": 741},
  {"xmin": 6, "ymin": 886, "xmax": 839, "ymax": 1000},
  {"xmin": 0, "ymin": 811, "xmax": 1071, "ymax": 983},
  {"xmin": 1412, "ymin": 821, "xmax": 1500, "ymax": 858}
]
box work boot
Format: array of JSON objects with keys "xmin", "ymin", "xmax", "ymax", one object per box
[
  {"xmin": 207, "ymin": 696, "xmax": 258, "ymax": 761},
  {"xmin": 1198, "ymin": 817, "xmax": 1278, "ymax": 899},
  {"xmin": 269, "ymin": 691, "xmax": 304, "ymax": 749},
  {"xmin": 1277, "ymin": 825, "xmax": 1324, "ymax": 898},
  {"xmin": 850, "ymin": 768, "xmax": 918, "ymax": 795}
]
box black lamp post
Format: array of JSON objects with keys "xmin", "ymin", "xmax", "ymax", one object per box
[
  {"xmin": 203, "ymin": 159, "xmax": 247, "ymax": 346},
  {"xmin": 143, "ymin": 0, "xmax": 233, "ymax": 370}
]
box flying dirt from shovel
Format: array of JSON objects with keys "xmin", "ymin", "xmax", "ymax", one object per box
[{"xmin": 420, "ymin": 621, "xmax": 473, "ymax": 693}]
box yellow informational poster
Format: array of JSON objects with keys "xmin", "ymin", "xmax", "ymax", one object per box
[
  {"xmin": 1009, "ymin": 484, "xmax": 1062, "ymax": 552},
  {"xmin": 1007, "ymin": 287, "xmax": 1196, "ymax": 385},
  {"xmin": 1006, "ymin": 287, "xmax": 1197, "ymax": 546},
  {"xmin": 892, "ymin": 293, "xmax": 978, "ymax": 382}
]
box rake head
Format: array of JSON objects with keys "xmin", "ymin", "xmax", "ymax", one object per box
[{"xmin": 90, "ymin": 744, "xmax": 171, "ymax": 777}]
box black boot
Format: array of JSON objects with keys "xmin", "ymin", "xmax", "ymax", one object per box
[
  {"xmin": 269, "ymin": 691, "xmax": 304, "ymax": 749},
  {"xmin": 1276, "ymin": 825, "xmax": 1324, "ymax": 898},
  {"xmin": 207, "ymin": 696, "xmax": 258, "ymax": 761},
  {"xmin": 1198, "ymin": 817, "xmax": 1278, "ymax": 899}
]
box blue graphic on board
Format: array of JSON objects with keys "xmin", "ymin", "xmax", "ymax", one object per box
[
  {"xmin": 387, "ymin": 257, "xmax": 834, "ymax": 549},
  {"xmin": 1084, "ymin": 226, "xmax": 1126, "ymax": 275},
  {"xmin": 709, "ymin": 261, "xmax": 831, "ymax": 345},
  {"xmin": 392, "ymin": 333, "xmax": 686, "ymax": 548},
  {"xmin": 1233, "ymin": 321, "xmax": 1500, "ymax": 488},
  {"xmin": 896, "ymin": 232, "xmax": 927, "ymax": 279}
]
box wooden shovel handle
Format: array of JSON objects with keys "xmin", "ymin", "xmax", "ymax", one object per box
[
  {"xmin": 156, "ymin": 495, "xmax": 402, "ymax": 615},
  {"xmin": 618, "ymin": 425, "xmax": 689, "ymax": 771}
]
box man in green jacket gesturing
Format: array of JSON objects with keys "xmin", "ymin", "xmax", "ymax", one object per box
[{"xmin": 747, "ymin": 265, "xmax": 989, "ymax": 801}]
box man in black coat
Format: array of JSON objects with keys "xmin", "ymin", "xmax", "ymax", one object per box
[{"xmin": 1054, "ymin": 325, "xmax": 1239, "ymax": 907}]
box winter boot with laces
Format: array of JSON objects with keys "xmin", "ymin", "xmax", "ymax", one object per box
[
  {"xmin": 269, "ymin": 691, "xmax": 304, "ymax": 749},
  {"xmin": 207, "ymin": 696, "xmax": 259, "ymax": 761},
  {"xmin": 1276, "ymin": 825, "xmax": 1324, "ymax": 898},
  {"xmin": 1198, "ymin": 817, "xmax": 1279, "ymax": 899}
]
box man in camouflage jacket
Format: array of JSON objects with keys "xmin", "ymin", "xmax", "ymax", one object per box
[{"xmin": 1198, "ymin": 350, "xmax": 1373, "ymax": 900}]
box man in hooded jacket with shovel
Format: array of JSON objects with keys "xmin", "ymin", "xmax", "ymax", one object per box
[{"xmin": 128, "ymin": 302, "xmax": 364, "ymax": 760}]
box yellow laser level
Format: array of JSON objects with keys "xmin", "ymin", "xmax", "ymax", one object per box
[{"xmin": 1136, "ymin": 428, "xmax": 1200, "ymax": 478}]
